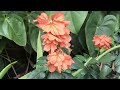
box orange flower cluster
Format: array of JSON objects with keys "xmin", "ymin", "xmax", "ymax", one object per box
[
  {"xmin": 47, "ymin": 49, "xmax": 74, "ymax": 73},
  {"xmin": 34, "ymin": 12, "xmax": 74, "ymax": 73},
  {"xmin": 93, "ymin": 35, "xmax": 112, "ymax": 50}
]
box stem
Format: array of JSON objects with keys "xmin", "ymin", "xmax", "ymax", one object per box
[
  {"xmin": 72, "ymin": 57, "xmax": 92, "ymax": 76},
  {"xmin": 72, "ymin": 45, "xmax": 120, "ymax": 77},
  {"xmin": 72, "ymin": 69, "xmax": 83, "ymax": 76},
  {"xmin": 96, "ymin": 45, "xmax": 120, "ymax": 61},
  {"xmin": 84, "ymin": 57, "xmax": 92, "ymax": 67},
  {"xmin": 5, "ymin": 49, "xmax": 18, "ymax": 77}
]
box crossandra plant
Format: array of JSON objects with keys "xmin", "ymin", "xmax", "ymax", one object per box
[{"xmin": 1, "ymin": 11, "xmax": 120, "ymax": 79}]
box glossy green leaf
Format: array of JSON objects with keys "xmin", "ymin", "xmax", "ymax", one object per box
[
  {"xmin": 64, "ymin": 11, "xmax": 88, "ymax": 35},
  {"xmin": 100, "ymin": 65, "xmax": 112, "ymax": 79},
  {"xmin": 19, "ymin": 69, "xmax": 45, "ymax": 79},
  {"xmin": 0, "ymin": 14, "xmax": 26, "ymax": 46},
  {"xmin": 95, "ymin": 15, "xmax": 117, "ymax": 36}
]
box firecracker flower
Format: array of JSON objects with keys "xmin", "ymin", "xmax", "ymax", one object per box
[
  {"xmin": 47, "ymin": 49, "xmax": 74, "ymax": 73},
  {"xmin": 34, "ymin": 11, "xmax": 74, "ymax": 73},
  {"xmin": 41, "ymin": 32, "xmax": 71, "ymax": 53},
  {"xmin": 92, "ymin": 35, "xmax": 112, "ymax": 50},
  {"xmin": 33, "ymin": 12, "xmax": 70, "ymax": 35}
]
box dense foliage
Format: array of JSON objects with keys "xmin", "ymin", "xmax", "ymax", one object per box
[{"xmin": 0, "ymin": 11, "xmax": 120, "ymax": 79}]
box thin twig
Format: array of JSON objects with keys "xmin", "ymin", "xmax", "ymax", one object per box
[
  {"xmin": 5, "ymin": 49, "xmax": 18, "ymax": 77},
  {"xmin": 7, "ymin": 73, "xmax": 11, "ymax": 79},
  {"xmin": 25, "ymin": 59, "xmax": 29, "ymax": 74}
]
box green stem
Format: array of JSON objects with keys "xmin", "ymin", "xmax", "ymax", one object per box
[
  {"xmin": 72, "ymin": 45, "xmax": 120, "ymax": 77},
  {"xmin": 96, "ymin": 45, "xmax": 120, "ymax": 61},
  {"xmin": 72, "ymin": 69, "xmax": 83, "ymax": 76},
  {"xmin": 84, "ymin": 57, "xmax": 92, "ymax": 67}
]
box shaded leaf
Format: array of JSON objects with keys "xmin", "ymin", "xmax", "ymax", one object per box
[
  {"xmin": 100, "ymin": 65, "xmax": 112, "ymax": 79},
  {"xmin": 99, "ymin": 53, "xmax": 115, "ymax": 64},
  {"xmin": 47, "ymin": 72, "xmax": 64, "ymax": 79},
  {"xmin": 71, "ymin": 56, "xmax": 84, "ymax": 69},
  {"xmin": 36, "ymin": 56, "xmax": 47, "ymax": 65},
  {"xmin": 62, "ymin": 73, "xmax": 74, "ymax": 79},
  {"xmin": 19, "ymin": 69, "xmax": 45, "ymax": 79}
]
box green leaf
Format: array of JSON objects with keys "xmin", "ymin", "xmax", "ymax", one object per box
[
  {"xmin": 95, "ymin": 15, "xmax": 117, "ymax": 36},
  {"xmin": 28, "ymin": 11, "xmax": 44, "ymax": 52},
  {"xmin": 113, "ymin": 35, "xmax": 120, "ymax": 43},
  {"xmin": 64, "ymin": 11, "xmax": 88, "ymax": 35},
  {"xmin": 24, "ymin": 41, "xmax": 33, "ymax": 54},
  {"xmin": 24, "ymin": 32, "xmax": 33, "ymax": 54},
  {"xmin": 110, "ymin": 11, "xmax": 120, "ymax": 33},
  {"xmin": 115, "ymin": 55, "xmax": 120, "ymax": 66},
  {"xmin": 85, "ymin": 11, "xmax": 104, "ymax": 57},
  {"xmin": 19, "ymin": 69, "xmax": 45, "ymax": 79},
  {"xmin": 29, "ymin": 23, "xmax": 39, "ymax": 52},
  {"xmin": 71, "ymin": 56, "xmax": 84, "ymax": 69},
  {"xmin": 115, "ymin": 55, "xmax": 120, "ymax": 73},
  {"xmin": 62, "ymin": 73, "xmax": 74, "ymax": 79},
  {"xmin": 75, "ymin": 55, "xmax": 87, "ymax": 62},
  {"xmin": 98, "ymin": 53, "xmax": 115, "ymax": 64},
  {"xmin": 47, "ymin": 72, "xmax": 64, "ymax": 79},
  {"xmin": 0, "ymin": 14, "xmax": 26, "ymax": 46},
  {"xmin": 0, "ymin": 38, "xmax": 7, "ymax": 54},
  {"xmin": 115, "ymin": 66, "xmax": 120, "ymax": 74},
  {"xmin": 62, "ymin": 47, "xmax": 70, "ymax": 55},
  {"xmin": 0, "ymin": 61, "xmax": 17, "ymax": 79},
  {"xmin": 75, "ymin": 68, "xmax": 87, "ymax": 79},
  {"xmin": 78, "ymin": 25, "xmax": 88, "ymax": 53},
  {"xmin": 36, "ymin": 56, "xmax": 47, "ymax": 65},
  {"xmin": 36, "ymin": 30, "xmax": 43, "ymax": 69},
  {"xmin": 89, "ymin": 65, "xmax": 100, "ymax": 79},
  {"xmin": 45, "ymin": 11, "xmax": 58, "ymax": 15},
  {"xmin": 100, "ymin": 65, "xmax": 112, "ymax": 79}
]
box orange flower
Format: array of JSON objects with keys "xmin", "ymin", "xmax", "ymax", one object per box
[
  {"xmin": 41, "ymin": 33, "xmax": 61, "ymax": 53},
  {"xmin": 41, "ymin": 32, "xmax": 71, "ymax": 53},
  {"xmin": 34, "ymin": 12, "xmax": 74, "ymax": 73},
  {"xmin": 34, "ymin": 12, "xmax": 70, "ymax": 35},
  {"xmin": 47, "ymin": 49, "xmax": 74, "ymax": 73},
  {"xmin": 93, "ymin": 35, "xmax": 111, "ymax": 50}
]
